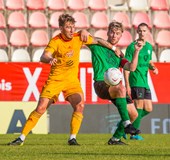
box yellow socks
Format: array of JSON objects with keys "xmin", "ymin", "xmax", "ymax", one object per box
[
  {"xmin": 70, "ymin": 112, "xmax": 83, "ymax": 135},
  {"xmin": 21, "ymin": 110, "xmax": 42, "ymax": 137}
]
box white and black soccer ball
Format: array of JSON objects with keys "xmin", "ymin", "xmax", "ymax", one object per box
[{"xmin": 104, "ymin": 67, "xmax": 123, "ymax": 86}]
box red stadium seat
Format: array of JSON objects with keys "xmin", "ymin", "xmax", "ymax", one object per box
[
  {"xmin": 52, "ymin": 30, "xmax": 61, "ymax": 38},
  {"xmin": 112, "ymin": 12, "xmax": 131, "ymax": 30},
  {"xmin": 88, "ymin": 0, "xmax": 108, "ymax": 11},
  {"xmin": 26, "ymin": 0, "xmax": 46, "ymax": 11},
  {"xmin": 0, "ymin": 12, "xmax": 6, "ymax": 29},
  {"xmin": 10, "ymin": 29, "xmax": 29, "ymax": 47},
  {"xmin": 153, "ymin": 11, "xmax": 170, "ymax": 30},
  {"xmin": 47, "ymin": 0, "xmax": 66, "ymax": 11},
  {"xmin": 6, "ymin": 0, "xmax": 25, "ymax": 10},
  {"xmin": 117, "ymin": 30, "xmax": 133, "ymax": 48},
  {"xmin": 29, "ymin": 11, "xmax": 48, "ymax": 29},
  {"xmin": 156, "ymin": 30, "xmax": 170, "ymax": 47},
  {"xmin": 156, "ymin": 30, "xmax": 170, "ymax": 58},
  {"xmin": 72, "ymin": 11, "xmax": 89, "ymax": 29},
  {"xmin": 0, "ymin": 0, "xmax": 5, "ymax": 11},
  {"xmin": 30, "ymin": 29, "xmax": 49, "ymax": 47},
  {"xmin": 49, "ymin": 12, "xmax": 64, "ymax": 29},
  {"xmin": 0, "ymin": 30, "xmax": 8, "ymax": 47},
  {"xmin": 150, "ymin": 0, "xmax": 169, "ymax": 11},
  {"xmin": 67, "ymin": 0, "xmax": 86, "ymax": 11},
  {"xmin": 132, "ymin": 12, "xmax": 152, "ymax": 29},
  {"xmin": 91, "ymin": 11, "xmax": 109, "ymax": 29},
  {"xmin": 8, "ymin": 11, "xmax": 27, "ymax": 29},
  {"xmin": 94, "ymin": 29, "xmax": 107, "ymax": 40}
]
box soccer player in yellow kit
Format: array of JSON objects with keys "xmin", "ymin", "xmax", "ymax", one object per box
[{"xmin": 8, "ymin": 13, "xmax": 119, "ymax": 146}]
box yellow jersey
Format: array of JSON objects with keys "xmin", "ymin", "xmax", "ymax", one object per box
[{"xmin": 45, "ymin": 32, "xmax": 93, "ymax": 81}]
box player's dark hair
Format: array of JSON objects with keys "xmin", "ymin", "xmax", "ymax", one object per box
[
  {"xmin": 59, "ymin": 14, "xmax": 76, "ymax": 27},
  {"xmin": 137, "ymin": 23, "xmax": 149, "ymax": 30}
]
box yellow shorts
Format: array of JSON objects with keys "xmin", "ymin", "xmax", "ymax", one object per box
[{"xmin": 40, "ymin": 78, "xmax": 83, "ymax": 102}]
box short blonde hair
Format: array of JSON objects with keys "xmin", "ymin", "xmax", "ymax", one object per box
[{"xmin": 108, "ymin": 21, "xmax": 124, "ymax": 33}]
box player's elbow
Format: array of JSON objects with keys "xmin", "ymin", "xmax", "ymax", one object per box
[{"xmin": 129, "ymin": 65, "xmax": 136, "ymax": 72}]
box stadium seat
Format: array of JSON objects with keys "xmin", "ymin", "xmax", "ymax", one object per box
[
  {"xmin": 109, "ymin": 1, "xmax": 129, "ymax": 13},
  {"xmin": 8, "ymin": 11, "xmax": 27, "ymax": 29},
  {"xmin": 159, "ymin": 49, "xmax": 170, "ymax": 62},
  {"xmin": 29, "ymin": 11, "xmax": 48, "ymax": 29},
  {"xmin": 49, "ymin": 12, "xmax": 63, "ymax": 29},
  {"xmin": 150, "ymin": 0, "xmax": 169, "ymax": 11},
  {"xmin": 117, "ymin": 30, "xmax": 133, "ymax": 48},
  {"xmin": 156, "ymin": 30, "xmax": 170, "ymax": 48},
  {"xmin": 132, "ymin": 12, "xmax": 152, "ymax": 30},
  {"xmin": 47, "ymin": 0, "xmax": 66, "ymax": 11},
  {"xmin": 0, "ymin": 0, "xmax": 5, "ymax": 11},
  {"xmin": 80, "ymin": 47, "xmax": 92, "ymax": 62},
  {"xmin": 26, "ymin": 0, "xmax": 46, "ymax": 11},
  {"xmin": 32, "ymin": 48, "xmax": 44, "ymax": 62},
  {"xmin": 0, "ymin": 30, "xmax": 8, "ymax": 47},
  {"xmin": 52, "ymin": 30, "xmax": 61, "ymax": 38},
  {"xmin": 152, "ymin": 51, "xmax": 158, "ymax": 62},
  {"xmin": 0, "ymin": 12, "xmax": 6, "ymax": 29},
  {"xmin": 6, "ymin": 0, "xmax": 25, "ymax": 11},
  {"xmin": 67, "ymin": 0, "xmax": 86, "ymax": 11},
  {"xmin": 9, "ymin": 29, "xmax": 29, "ymax": 47},
  {"xmin": 91, "ymin": 11, "xmax": 109, "ymax": 29},
  {"xmin": 112, "ymin": 12, "xmax": 131, "ymax": 30},
  {"xmin": 153, "ymin": 11, "xmax": 170, "ymax": 30},
  {"xmin": 94, "ymin": 29, "xmax": 107, "ymax": 40},
  {"xmin": 11, "ymin": 49, "xmax": 31, "ymax": 62},
  {"xmin": 129, "ymin": 0, "xmax": 149, "ymax": 12},
  {"xmin": 88, "ymin": 0, "xmax": 108, "ymax": 11},
  {"xmin": 0, "ymin": 49, "xmax": 9, "ymax": 62},
  {"xmin": 155, "ymin": 30, "xmax": 170, "ymax": 58},
  {"xmin": 30, "ymin": 29, "xmax": 49, "ymax": 47},
  {"xmin": 72, "ymin": 12, "xmax": 89, "ymax": 29}
]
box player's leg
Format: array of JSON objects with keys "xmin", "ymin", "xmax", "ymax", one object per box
[
  {"xmin": 109, "ymin": 84, "xmax": 140, "ymax": 135},
  {"xmin": 108, "ymin": 102, "xmax": 138, "ymax": 145},
  {"xmin": 66, "ymin": 93, "xmax": 84, "ymax": 145},
  {"xmin": 142, "ymin": 89, "xmax": 153, "ymax": 118},
  {"xmin": 8, "ymin": 98, "xmax": 53, "ymax": 146}
]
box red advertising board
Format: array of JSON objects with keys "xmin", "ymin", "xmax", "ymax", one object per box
[{"xmin": 0, "ymin": 62, "xmax": 169, "ymax": 104}]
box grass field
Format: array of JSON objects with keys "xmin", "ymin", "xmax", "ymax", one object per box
[{"xmin": 0, "ymin": 134, "xmax": 170, "ymax": 160}]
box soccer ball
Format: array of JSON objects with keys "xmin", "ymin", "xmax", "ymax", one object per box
[{"xmin": 104, "ymin": 67, "xmax": 122, "ymax": 86}]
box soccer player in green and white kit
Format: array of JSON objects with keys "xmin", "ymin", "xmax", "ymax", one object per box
[
  {"xmin": 87, "ymin": 21, "xmax": 142, "ymax": 145},
  {"xmin": 124, "ymin": 23, "xmax": 158, "ymax": 140}
]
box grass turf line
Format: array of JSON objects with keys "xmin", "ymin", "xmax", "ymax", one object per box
[{"xmin": 0, "ymin": 134, "xmax": 170, "ymax": 160}]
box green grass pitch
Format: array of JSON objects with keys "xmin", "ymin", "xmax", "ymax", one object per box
[{"xmin": 0, "ymin": 134, "xmax": 170, "ymax": 160}]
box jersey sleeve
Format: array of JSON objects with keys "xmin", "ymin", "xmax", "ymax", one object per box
[
  {"xmin": 83, "ymin": 35, "xmax": 94, "ymax": 45},
  {"xmin": 44, "ymin": 38, "xmax": 57, "ymax": 54}
]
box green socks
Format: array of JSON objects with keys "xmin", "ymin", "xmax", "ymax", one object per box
[
  {"xmin": 115, "ymin": 98, "xmax": 130, "ymax": 122},
  {"xmin": 132, "ymin": 108, "xmax": 143, "ymax": 129}
]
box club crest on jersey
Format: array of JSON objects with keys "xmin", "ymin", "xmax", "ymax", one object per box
[{"xmin": 66, "ymin": 50, "xmax": 74, "ymax": 58}]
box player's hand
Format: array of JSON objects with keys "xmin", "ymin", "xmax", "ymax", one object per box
[
  {"xmin": 135, "ymin": 39, "xmax": 144, "ymax": 51},
  {"xmin": 153, "ymin": 67, "xmax": 159, "ymax": 75},
  {"xmin": 114, "ymin": 47, "xmax": 124, "ymax": 58},
  {"xmin": 126, "ymin": 85, "xmax": 131, "ymax": 97},
  {"xmin": 80, "ymin": 29, "xmax": 90, "ymax": 42},
  {"xmin": 49, "ymin": 58, "xmax": 57, "ymax": 66}
]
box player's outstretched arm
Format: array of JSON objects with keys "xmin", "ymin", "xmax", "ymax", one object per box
[{"xmin": 40, "ymin": 51, "xmax": 57, "ymax": 65}]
